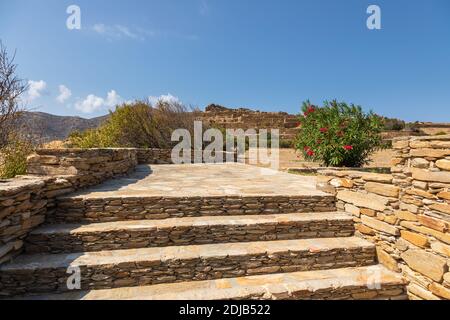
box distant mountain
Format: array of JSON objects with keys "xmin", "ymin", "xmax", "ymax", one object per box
[{"xmin": 17, "ymin": 111, "xmax": 108, "ymax": 143}]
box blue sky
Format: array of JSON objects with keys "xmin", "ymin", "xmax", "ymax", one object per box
[{"xmin": 0, "ymin": 0, "xmax": 449, "ymax": 121}]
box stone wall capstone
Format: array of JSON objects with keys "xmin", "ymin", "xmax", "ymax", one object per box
[{"xmin": 317, "ymin": 134, "xmax": 450, "ymax": 300}]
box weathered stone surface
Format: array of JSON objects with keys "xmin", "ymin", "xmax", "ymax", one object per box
[
  {"xmin": 410, "ymin": 148, "xmax": 450, "ymax": 158},
  {"xmin": 365, "ymin": 182, "xmax": 399, "ymax": 198},
  {"xmin": 337, "ymin": 190, "xmax": 388, "ymax": 212},
  {"xmin": 345, "ymin": 204, "xmax": 360, "ymax": 217},
  {"xmin": 429, "ymin": 283, "xmax": 450, "ymax": 299},
  {"xmin": 429, "ymin": 203, "xmax": 450, "ymax": 215},
  {"xmin": 401, "ymin": 249, "xmax": 448, "ymax": 282},
  {"xmin": 400, "ymin": 231, "xmax": 429, "ymax": 248},
  {"xmin": 436, "ymin": 159, "xmax": 450, "ymax": 171},
  {"xmin": 361, "ymin": 173, "xmax": 393, "ymax": 184},
  {"xmin": 361, "ymin": 208, "xmax": 376, "ymax": 217},
  {"xmin": 376, "ymin": 247, "xmax": 400, "ymax": 272},
  {"xmin": 437, "ymin": 191, "xmax": 450, "ymax": 200},
  {"xmin": 395, "ymin": 210, "xmax": 418, "ymax": 222},
  {"xmin": 431, "ymin": 242, "xmax": 450, "ymax": 257},
  {"xmin": 361, "ymin": 215, "xmax": 399, "ymax": 236},
  {"xmin": 356, "ymin": 224, "xmax": 375, "ymax": 236},
  {"xmin": 418, "ymin": 215, "xmax": 449, "ymax": 233},
  {"xmin": 408, "ymin": 283, "xmax": 441, "ymax": 300},
  {"xmin": 406, "ymin": 189, "xmax": 436, "ymax": 199},
  {"xmin": 411, "ymin": 158, "xmax": 429, "ymax": 169},
  {"xmin": 412, "ymin": 168, "xmax": 450, "ymax": 183}
]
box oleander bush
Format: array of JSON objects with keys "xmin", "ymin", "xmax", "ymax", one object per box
[{"xmin": 295, "ymin": 100, "xmax": 385, "ymax": 167}]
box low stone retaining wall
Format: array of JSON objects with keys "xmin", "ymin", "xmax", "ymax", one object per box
[
  {"xmin": 53, "ymin": 195, "xmax": 336, "ymax": 224},
  {"xmin": 0, "ymin": 149, "xmax": 138, "ymax": 266},
  {"xmin": 317, "ymin": 135, "xmax": 450, "ymax": 300}
]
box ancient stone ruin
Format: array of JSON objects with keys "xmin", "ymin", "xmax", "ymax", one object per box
[{"xmin": 0, "ymin": 135, "xmax": 449, "ymax": 300}]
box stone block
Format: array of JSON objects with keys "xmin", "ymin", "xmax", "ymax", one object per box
[
  {"xmin": 337, "ymin": 190, "xmax": 388, "ymax": 212},
  {"xmin": 412, "ymin": 168, "xmax": 450, "ymax": 184},
  {"xmin": 436, "ymin": 159, "xmax": 450, "ymax": 171},
  {"xmin": 365, "ymin": 182, "xmax": 400, "ymax": 198},
  {"xmin": 400, "ymin": 230, "xmax": 429, "ymax": 248},
  {"xmin": 401, "ymin": 249, "xmax": 448, "ymax": 282},
  {"xmin": 361, "ymin": 215, "xmax": 399, "ymax": 236}
]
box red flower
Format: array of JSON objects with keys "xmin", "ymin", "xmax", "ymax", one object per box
[
  {"xmin": 343, "ymin": 145, "xmax": 353, "ymax": 151},
  {"xmin": 319, "ymin": 127, "xmax": 328, "ymax": 133},
  {"xmin": 307, "ymin": 150, "xmax": 315, "ymax": 157},
  {"xmin": 304, "ymin": 146, "xmax": 310, "ymax": 151},
  {"xmin": 304, "ymin": 105, "xmax": 316, "ymax": 117}
]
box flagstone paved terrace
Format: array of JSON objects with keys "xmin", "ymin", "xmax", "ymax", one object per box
[{"xmin": 63, "ymin": 163, "xmax": 326, "ymax": 198}]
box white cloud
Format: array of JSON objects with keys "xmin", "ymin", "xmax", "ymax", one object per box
[
  {"xmin": 92, "ymin": 24, "xmax": 148, "ymax": 41},
  {"xmin": 148, "ymin": 93, "xmax": 181, "ymax": 106},
  {"xmin": 75, "ymin": 90, "xmax": 123, "ymax": 114},
  {"xmin": 27, "ymin": 80, "xmax": 47, "ymax": 102},
  {"xmin": 56, "ymin": 85, "xmax": 72, "ymax": 103}
]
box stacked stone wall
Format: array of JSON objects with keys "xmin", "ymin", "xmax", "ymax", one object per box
[{"xmin": 317, "ymin": 134, "xmax": 450, "ymax": 300}]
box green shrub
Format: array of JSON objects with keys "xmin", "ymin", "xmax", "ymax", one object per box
[
  {"xmin": 295, "ymin": 100, "xmax": 384, "ymax": 167},
  {"xmin": 0, "ymin": 136, "xmax": 34, "ymax": 179},
  {"xmin": 69, "ymin": 100, "xmax": 198, "ymax": 149}
]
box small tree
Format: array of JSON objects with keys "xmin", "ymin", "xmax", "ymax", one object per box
[
  {"xmin": 295, "ymin": 100, "xmax": 384, "ymax": 167},
  {"xmin": 0, "ymin": 42, "xmax": 27, "ymax": 148},
  {"xmin": 0, "ymin": 41, "xmax": 32, "ymax": 178}
]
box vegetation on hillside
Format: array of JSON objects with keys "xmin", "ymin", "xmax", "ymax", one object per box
[
  {"xmin": 0, "ymin": 42, "xmax": 32, "ymax": 179},
  {"xmin": 69, "ymin": 100, "xmax": 199, "ymax": 149},
  {"xmin": 295, "ymin": 100, "xmax": 385, "ymax": 167}
]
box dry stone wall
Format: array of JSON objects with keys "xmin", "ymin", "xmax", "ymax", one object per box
[
  {"xmin": 0, "ymin": 149, "xmax": 138, "ymax": 266},
  {"xmin": 317, "ymin": 134, "xmax": 450, "ymax": 300}
]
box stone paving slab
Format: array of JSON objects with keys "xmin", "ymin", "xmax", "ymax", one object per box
[
  {"xmin": 17, "ymin": 265, "xmax": 407, "ymax": 300},
  {"xmin": 60, "ymin": 163, "xmax": 326, "ymax": 199}
]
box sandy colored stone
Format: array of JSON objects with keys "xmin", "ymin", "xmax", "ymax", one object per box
[
  {"xmin": 401, "ymin": 221, "xmax": 450, "ymax": 245},
  {"xmin": 345, "ymin": 204, "xmax": 360, "ymax": 217},
  {"xmin": 418, "ymin": 215, "xmax": 449, "ymax": 233},
  {"xmin": 393, "ymin": 140, "xmax": 410, "ymax": 149},
  {"xmin": 429, "ymin": 203, "xmax": 450, "ymax": 215},
  {"xmin": 400, "ymin": 230, "xmax": 429, "ymax": 248},
  {"xmin": 436, "ymin": 159, "xmax": 450, "ymax": 171},
  {"xmin": 356, "ymin": 224, "xmax": 375, "ymax": 236},
  {"xmin": 395, "ymin": 210, "xmax": 418, "ymax": 222},
  {"xmin": 431, "ymin": 242, "xmax": 450, "ymax": 257},
  {"xmin": 437, "ymin": 191, "xmax": 450, "ymax": 200},
  {"xmin": 330, "ymin": 178, "xmax": 354, "ymax": 188},
  {"xmin": 412, "ymin": 168, "xmax": 450, "ymax": 184},
  {"xmin": 411, "ymin": 158, "xmax": 429, "ymax": 169},
  {"xmin": 401, "ymin": 249, "xmax": 448, "ymax": 282},
  {"xmin": 361, "ymin": 215, "xmax": 399, "ymax": 236},
  {"xmin": 376, "ymin": 247, "xmax": 400, "ymax": 272},
  {"xmin": 406, "ymin": 189, "xmax": 436, "ymax": 199},
  {"xmin": 337, "ymin": 190, "xmax": 388, "ymax": 212},
  {"xmin": 361, "ymin": 173, "xmax": 393, "ymax": 184},
  {"xmin": 361, "ymin": 208, "xmax": 376, "ymax": 217},
  {"xmin": 429, "ymin": 283, "xmax": 450, "ymax": 299},
  {"xmin": 410, "ymin": 148, "xmax": 450, "ymax": 158},
  {"xmin": 365, "ymin": 182, "xmax": 399, "ymax": 198},
  {"xmin": 408, "ymin": 283, "xmax": 441, "ymax": 300}
]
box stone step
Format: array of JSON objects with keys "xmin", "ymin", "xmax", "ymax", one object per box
[
  {"xmin": 11, "ymin": 266, "xmax": 408, "ymax": 300},
  {"xmin": 51, "ymin": 194, "xmax": 336, "ymax": 223},
  {"xmin": 0, "ymin": 237, "xmax": 376, "ymax": 296},
  {"xmin": 25, "ymin": 212, "xmax": 354, "ymax": 253}
]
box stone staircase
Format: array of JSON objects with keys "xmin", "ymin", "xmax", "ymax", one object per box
[{"xmin": 0, "ymin": 192, "xmax": 407, "ymax": 300}]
